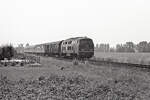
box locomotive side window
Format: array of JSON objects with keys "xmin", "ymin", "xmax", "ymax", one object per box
[
  {"xmin": 68, "ymin": 41, "xmax": 72, "ymax": 44},
  {"xmin": 67, "ymin": 46, "xmax": 72, "ymax": 50},
  {"xmin": 63, "ymin": 42, "xmax": 66, "ymax": 45}
]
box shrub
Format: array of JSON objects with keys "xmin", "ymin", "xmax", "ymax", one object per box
[
  {"xmin": 73, "ymin": 59, "xmax": 79, "ymax": 65},
  {"xmin": 0, "ymin": 45, "xmax": 16, "ymax": 60},
  {"xmin": 4, "ymin": 62, "xmax": 7, "ymax": 66},
  {"xmin": 11, "ymin": 62, "xmax": 16, "ymax": 66},
  {"xmin": 38, "ymin": 76, "xmax": 45, "ymax": 81},
  {"xmin": 20, "ymin": 62, "xmax": 24, "ymax": 66}
]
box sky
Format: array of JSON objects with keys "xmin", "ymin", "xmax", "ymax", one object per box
[{"xmin": 0, "ymin": 0, "xmax": 150, "ymax": 47}]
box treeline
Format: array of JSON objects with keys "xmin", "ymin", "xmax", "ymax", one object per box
[
  {"xmin": 0, "ymin": 45, "xmax": 16, "ymax": 60},
  {"xmin": 95, "ymin": 41, "xmax": 150, "ymax": 53}
]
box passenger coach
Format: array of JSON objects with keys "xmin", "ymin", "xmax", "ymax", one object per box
[{"xmin": 44, "ymin": 41, "xmax": 63, "ymax": 56}]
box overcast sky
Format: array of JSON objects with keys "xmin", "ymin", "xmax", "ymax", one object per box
[{"xmin": 0, "ymin": 0, "xmax": 150, "ymax": 47}]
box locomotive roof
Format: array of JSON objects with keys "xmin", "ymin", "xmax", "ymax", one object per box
[{"xmin": 65, "ymin": 37, "xmax": 89, "ymax": 41}]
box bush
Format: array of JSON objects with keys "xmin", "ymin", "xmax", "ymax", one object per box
[
  {"xmin": 4, "ymin": 62, "xmax": 7, "ymax": 66},
  {"xmin": 0, "ymin": 45, "xmax": 16, "ymax": 60},
  {"xmin": 73, "ymin": 59, "xmax": 79, "ymax": 65},
  {"xmin": 11, "ymin": 62, "xmax": 16, "ymax": 66},
  {"xmin": 20, "ymin": 62, "xmax": 24, "ymax": 66}
]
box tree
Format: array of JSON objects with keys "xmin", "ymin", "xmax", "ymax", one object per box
[
  {"xmin": 116, "ymin": 44, "xmax": 125, "ymax": 52},
  {"xmin": 26, "ymin": 43, "xmax": 30, "ymax": 47},
  {"xmin": 124, "ymin": 42, "xmax": 135, "ymax": 52},
  {"xmin": 99, "ymin": 43, "xmax": 110, "ymax": 52},
  {"xmin": 147, "ymin": 42, "xmax": 150, "ymax": 52},
  {"xmin": 18, "ymin": 44, "xmax": 24, "ymax": 48},
  {"xmin": 95, "ymin": 44, "xmax": 99, "ymax": 48},
  {"xmin": 137, "ymin": 41, "xmax": 149, "ymax": 52},
  {"xmin": 109, "ymin": 47, "xmax": 115, "ymax": 52}
]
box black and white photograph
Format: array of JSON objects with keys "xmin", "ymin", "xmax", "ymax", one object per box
[{"xmin": 0, "ymin": 0, "xmax": 150, "ymax": 99}]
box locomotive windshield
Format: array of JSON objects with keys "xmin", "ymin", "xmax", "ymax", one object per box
[{"xmin": 79, "ymin": 39, "xmax": 94, "ymax": 51}]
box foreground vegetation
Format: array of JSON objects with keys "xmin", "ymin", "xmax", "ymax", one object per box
[
  {"xmin": 0, "ymin": 45, "xmax": 16, "ymax": 60},
  {"xmin": 0, "ymin": 71, "xmax": 150, "ymax": 100},
  {"xmin": 1, "ymin": 53, "xmax": 150, "ymax": 100}
]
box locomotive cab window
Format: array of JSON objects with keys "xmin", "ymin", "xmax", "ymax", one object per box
[{"xmin": 79, "ymin": 39, "xmax": 94, "ymax": 51}]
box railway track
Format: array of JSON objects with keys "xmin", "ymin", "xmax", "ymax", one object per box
[
  {"xmin": 49, "ymin": 56, "xmax": 150, "ymax": 70},
  {"xmin": 19, "ymin": 53, "xmax": 150, "ymax": 70},
  {"xmin": 88, "ymin": 59, "xmax": 150, "ymax": 69}
]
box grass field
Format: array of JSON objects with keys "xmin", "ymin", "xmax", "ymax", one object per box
[
  {"xmin": 1, "ymin": 56, "xmax": 150, "ymax": 99},
  {"xmin": 94, "ymin": 52, "xmax": 150, "ymax": 65}
]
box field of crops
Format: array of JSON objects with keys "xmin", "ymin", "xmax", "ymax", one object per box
[{"xmin": 94, "ymin": 52, "xmax": 150, "ymax": 65}]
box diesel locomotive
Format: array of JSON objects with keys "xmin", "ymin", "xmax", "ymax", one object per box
[{"xmin": 24, "ymin": 37, "xmax": 94, "ymax": 58}]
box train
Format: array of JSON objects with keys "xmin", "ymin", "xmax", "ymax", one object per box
[{"xmin": 24, "ymin": 37, "xmax": 94, "ymax": 59}]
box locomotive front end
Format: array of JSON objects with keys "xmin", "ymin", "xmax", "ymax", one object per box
[{"xmin": 78, "ymin": 38, "xmax": 94, "ymax": 58}]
